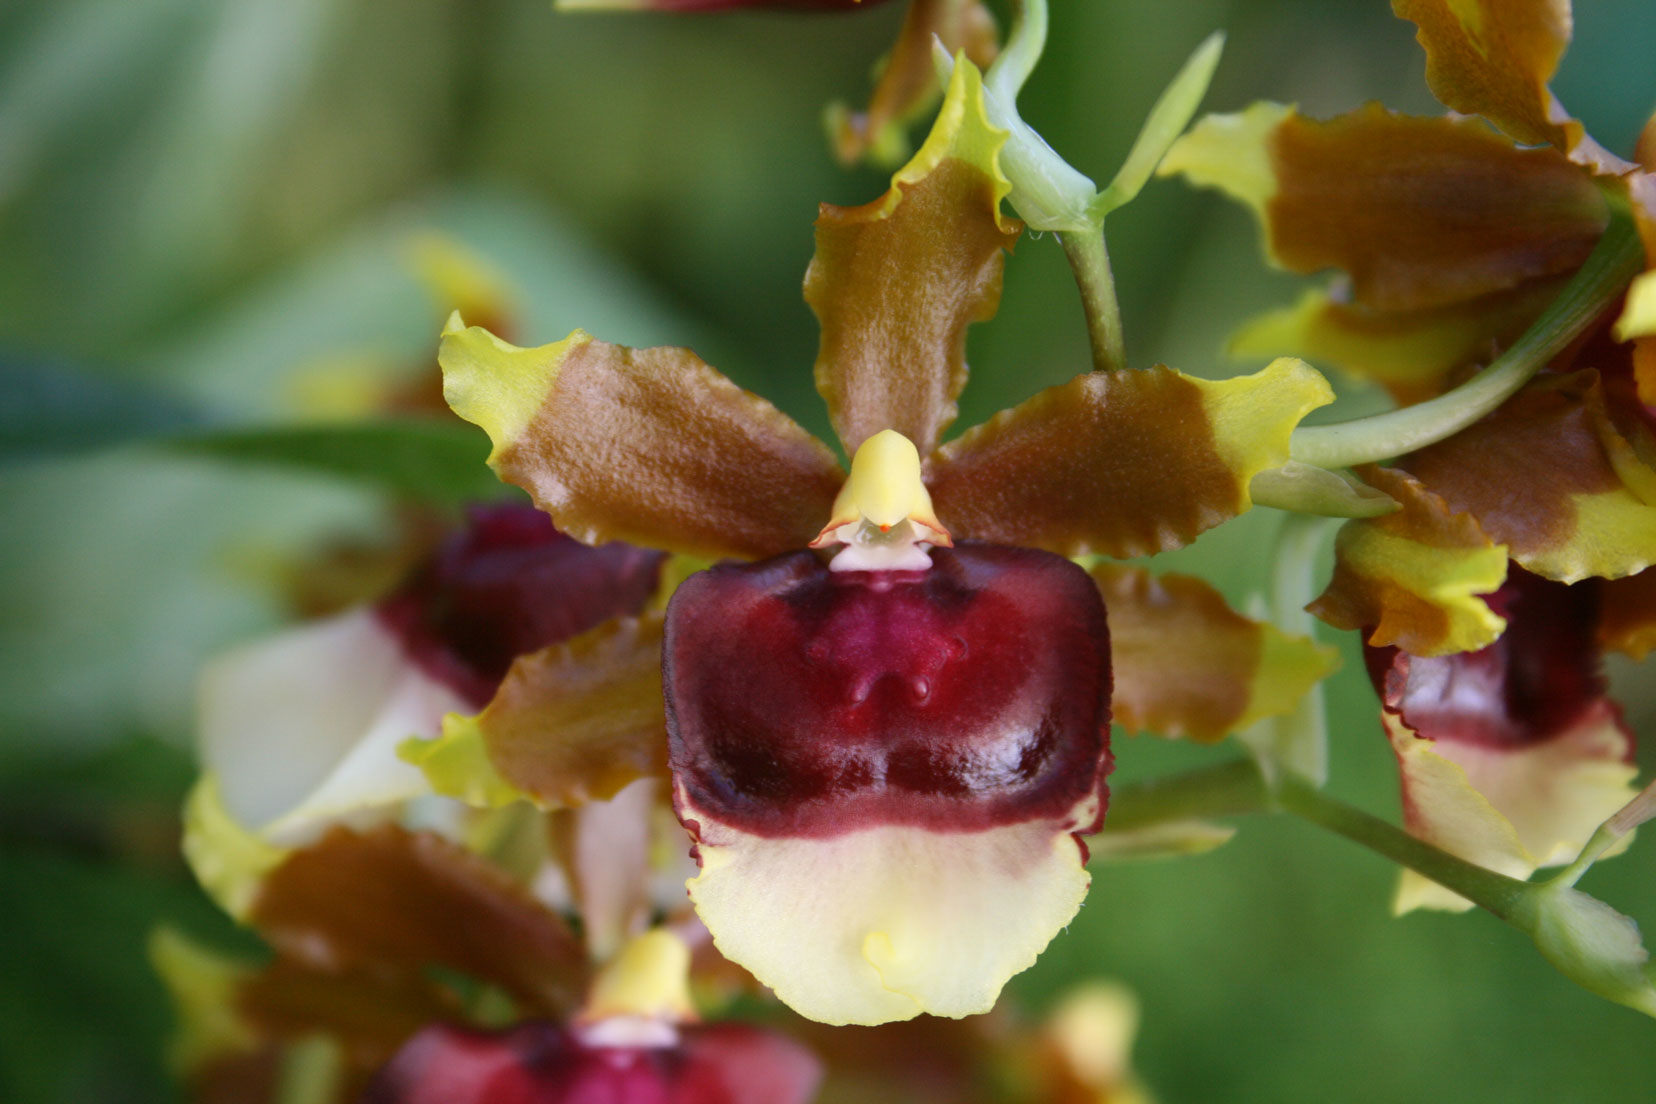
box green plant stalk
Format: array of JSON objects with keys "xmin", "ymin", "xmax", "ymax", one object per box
[
  {"xmin": 1238, "ymin": 513, "xmax": 1337, "ymax": 784},
  {"xmin": 1060, "ymin": 226, "xmax": 1129, "ymax": 373},
  {"xmin": 1100, "ymin": 758, "xmax": 1269, "ymax": 833},
  {"xmin": 1274, "ymin": 773, "xmax": 1532, "ymax": 920},
  {"xmin": 987, "ymin": 0, "xmax": 1047, "ymax": 101},
  {"xmin": 1289, "ymin": 208, "xmax": 1643, "ymax": 470},
  {"xmin": 1099, "ymin": 759, "xmax": 1533, "ymax": 922}
]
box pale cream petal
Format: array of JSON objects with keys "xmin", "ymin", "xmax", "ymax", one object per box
[
  {"xmin": 199, "ymin": 609, "xmax": 466, "ymax": 844},
  {"xmin": 681, "ymin": 789, "xmax": 1099, "ymax": 1027}
]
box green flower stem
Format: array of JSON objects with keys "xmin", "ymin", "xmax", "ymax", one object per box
[
  {"xmin": 1103, "ymin": 759, "xmax": 1656, "ymax": 1016},
  {"xmin": 1100, "ymin": 759, "xmax": 1531, "ymax": 921},
  {"xmin": 1100, "ymin": 758, "xmax": 1268, "ymax": 833},
  {"xmin": 987, "ymin": 0, "xmax": 1047, "ymax": 101},
  {"xmin": 1274, "ymin": 773, "xmax": 1532, "ymax": 921},
  {"xmin": 1060, "ymin": 226, "xmax": 1129, "ymax": 373},
  {"xmin": 1288, "ymin": 208, "xmax": 1643, "ymax": 470},
  {"xmin": 1238, "ymin": 513, "xmax": 1337, "ymax": 784}
]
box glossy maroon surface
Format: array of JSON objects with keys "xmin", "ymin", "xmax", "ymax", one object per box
[
  {"xmin": 359, "ymin": 1021, "xmax": 821, "ymax": 1104},
  {"xmin": 377, "ymin": 504, "xmax": 664, "ymax": 707},
  {"xmin": 664, "ymin": 543, "xmax": 1112, "ymax": 838},
  {"xmin": 1366, "ymin": 565, "xmax": 1613, "ymax": 749}
]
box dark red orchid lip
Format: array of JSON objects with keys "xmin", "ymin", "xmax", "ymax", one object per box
[
  {"xmin": 376, "ymin": 504, "xmax": 665, "ymax": 708},
  {"xmin": 360, "ymin": 1019, "xmax": 822, "ymax": 1104},
  {"xmin": 664, "ymin": 542, "xmax": 1113, "ymax": 839},
  {"xmin": 1366, "ymin": 564, "xmax": 1613, "ymax": 751}
]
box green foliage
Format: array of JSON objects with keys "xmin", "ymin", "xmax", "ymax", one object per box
[
  {"xmin": 160, "ymin": 419, "xmax": 507, "ymax": 505},
  {"xmin": 0, "ymin": 359, "xmax": 210, "ymax": 463}
]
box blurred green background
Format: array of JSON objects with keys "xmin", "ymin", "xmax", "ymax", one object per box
[{"xmin": 2, "ymin": 1, "xmax": 1654, "ymax": 1101}]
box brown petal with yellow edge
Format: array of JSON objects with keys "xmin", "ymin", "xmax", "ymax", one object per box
[
  {"xmin": 1163, "ymin": 104, "xmax": 1607, "ymax": 313},
  {"xmin": 1094, "ymin": 564, "xmax": 1336, "ymax": 743},
  {"xmin": 809, "ymin": 56, "xmax": 1020, "ymax": 457},
  {"xmin": 441, "ymin": 324, "xmax": 843, "ymax": 562},
  {"xmin": 1620, "ymin": 170, "xmax": 1656, "ymax": 408},
  {"xmin": 1268, "ymin": 105, "xmax": 1606, "ymax": 311},
  {"xmin": 924, "ymin": 358, "xmax": 1332, "ymax": 559},
  {"xmin": 250, "ymin": 825, "xmax": 588, "ymax": 1018},
  {"xmin": 1309, "ymin": 466, "xmax": 1510, "ymax": 657},
  {"xmin": 468, "ymin": 615, "xmax": 669, "ymax": 809},
  {"xmin": 1392, "ymin": 0, "xmax": 1632, "ymax": 173},
  {"xmin": 1231, "ymin": 277, "xmax": 1564, "ymax": 405},
  {"xmin": 238, "ymin": 959, "xmax": 458, "ymax": 1069},
  {"xmin": 193, "ymin": 1049, "xmax": 286, "ymax": 1104},
  {"xmin": 1399, "ymin": 371, "xmax": 1656, "ymax": 583},
  {"xmin": 1599, "ymin": 568, "xmax": 1656, "ymax": 660},
  {"xmin": 827, "ymin": 0, "xmax": 999, "ymax": 168}
]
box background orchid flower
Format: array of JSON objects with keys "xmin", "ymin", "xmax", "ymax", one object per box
[
  {"xmin": 1159, "ymin": 0, "xmax": 1642, "ymax": 405},
  {"xmin": 158, "ymin": 823, "xmax": 819, "ymax": 1104},
  {"xmin": 1363, "ymin": 567, "xmax": 1640, "ymax": 913},
  {"xmin": 438, "ymin": 58, "xmax": 1334, "ymax": 1026},
  {"xmin": 192, "ymin": 504, "xmax": 664, "ymax": 856},
  {"xmin": 1306, "ymin": 461, "xmax": 1651, "ymax": 909}
]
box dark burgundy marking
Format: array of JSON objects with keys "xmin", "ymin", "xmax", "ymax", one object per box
[
  {"xmin": 359, "ymin": 1020, "xmax": 821, "ymax": 1104},
  {"xmin": 1548, "ymin": 310, "xmax": 1655, "ymax": 434},
  {"xmin": 664, "ymin": 543, "xmax": 1112, "ymax": 838},
  {"xmin": 376, "ymin": 505, "xmax": 665, "ymax": 708},
  {"xmin": 1365, "ymin": 565, "xmax": 1612, "ymax": 750}
]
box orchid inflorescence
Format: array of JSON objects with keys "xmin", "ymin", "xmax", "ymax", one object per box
[{"xmin": 167, "ymin": 0, "xmax": 1656, "ymax": 1100}]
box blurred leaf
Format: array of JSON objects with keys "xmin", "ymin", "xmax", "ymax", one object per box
[
  {"xmin": 0, "ymin": 840, "xmax": 245, "ymax": 1104},
  {"xmin": 0, "ymin": 357, "xmax": 213, "ymax": 464},
  {"xmin": 0, "ymin": 732, "xmax": 249, "ymax": 1104},
  {"xmin": 0, "ymin": 359, "xmax": 503, "ymax": 504},
  {"xmin": 0, "ymin": 0, "xmax": 196, "ymax": 208},
  {"xmin": 0, "ymin": 734, "xmax": 196, "ymax": 807},
  {"xmin": 158, "ymin": 418, "xmax": 508, "ymax": 505}
]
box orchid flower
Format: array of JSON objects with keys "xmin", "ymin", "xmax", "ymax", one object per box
[
  {"xmin": 158, "ymin": 823, "xmax": 820, "ymax": 1104},
  {"xmin": 436, "ymin": 59, "xmax": 1335, "ymax": 1026},
  {"xmin": 1164, "ymin": 0, "xmax": 1656, "ymax": 909},
  {"xmin": 191, "ymin": 504, "xmax": 664, "ymax": 861}
]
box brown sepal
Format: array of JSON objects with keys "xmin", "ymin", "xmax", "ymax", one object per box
[
  {"xmin": 191, "ymin": 1047, "xmax": 287, "ymax": 1104},
  {"xmin": 829, "ymin": 0, "xmax": 1000, "ymax": 168},
  {"xmin": 1092, "ymin": 565, "xmax": 1260, "ymax": 743},
  {"xmin": 1392, "ymin": 0, "xmax": 1630, "ymax": 172},
  {"xmin": 808, "ymin": 157, "xmax": 1019, "ymax": 457},
  {"xmin": 496, "ymin": 339, "xmax": 843, "ymax": 561},
  {"xmin": 1309, "ymin": 466, "xmax": 1503, "ymax": 655},
  {"xmin": 924, "ymin": 368, "xmax": 1240, "ymax": 558},
  {"xmin": 249, "ymin": 825, "xmax": 587, "ymax": 1019},
  {"xmin": 1398, "ymin": 371, "xmax": 1631, "ymax": 577},
  {"xmin": 237, "ymin": 959, "xmax": 458, "ymax": 1070},
  {"xmin": 480, "ymin": 614, "xmax": 669, "ymax": 807},
  {"xmin": 1268, "ymin": 104, "xmax": 1605, "ymax": 311},
  {"xmin": 1599, "ymin": 568, "xmax": 1656, "ymax": 660}
]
